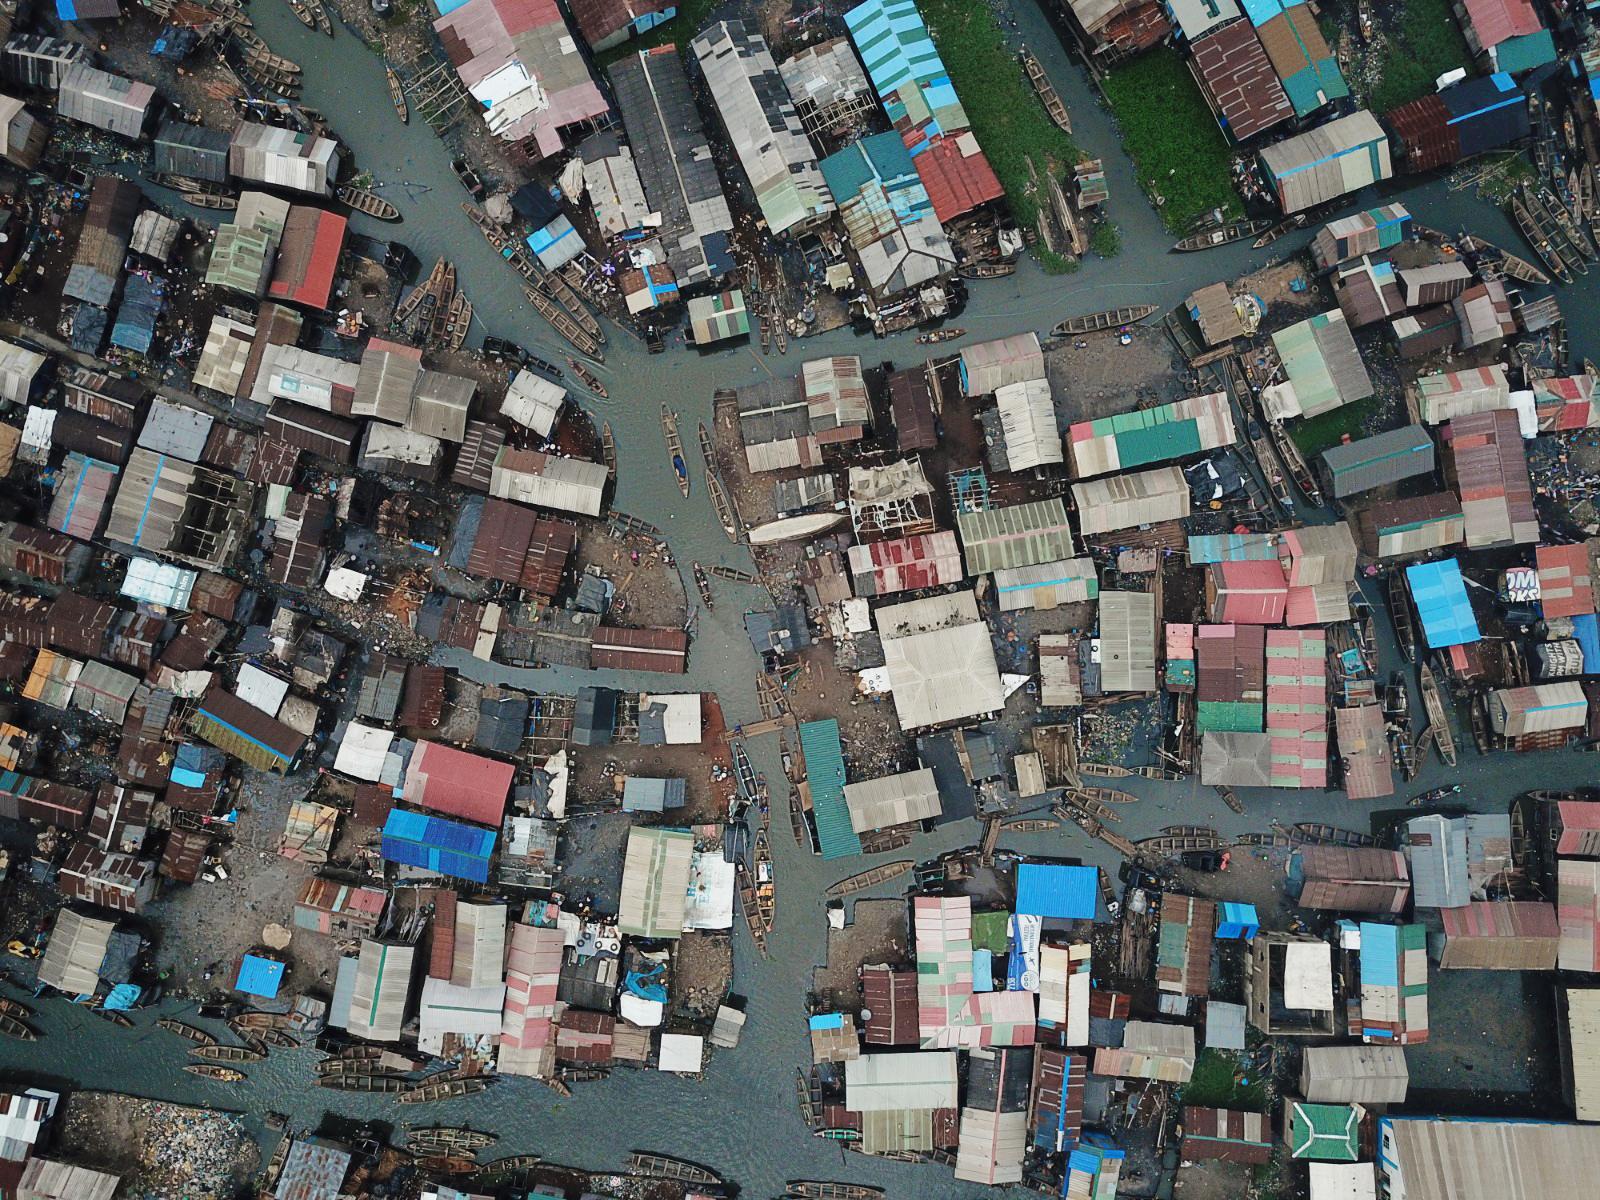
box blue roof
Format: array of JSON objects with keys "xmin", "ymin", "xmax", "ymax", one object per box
[
  {"xmin": 1575, "ymin": 613, "xmax": 1600, "ymax": 671},
  {"xmin": 381, "ymin": 808, "xmax": 496, "ymax": 883},
  {"xmin": 1187, "ymin": 533, "xmax": 1278, "ymax": 563},
  {"xmin": 1015, "ymin": 863, "xmax": 1097, "ymax": 919},
  {"xmin": 1359, "ymin": 922, "xmax": 1399, "ymax": 987},
  {"xmin": 820, "ymin": 131, "xmax": 932, "ymax": 224},
  {"xmin": 1406, "ymin": 559, "xmax": 1481, "ymax": 648},
  {"xmin": 236, "ymin": 954, "xmax": 284, "ymax": 998},
  {"xmin": 808, "ymin": 1012, "xmax": 845, "ymax": 1030},
  {"xmin": 844, "ymin": 0, "xmax": 965, "ymax": 145},
  {"xmin": 1240, "ymin": 0, "xmax": 1307, "ymax": 25},
  {"xmin": 799, "ymin": 719, "xmax": 860, "ymax": 859},
  {"xmin": 1217, "ymin": 901, "xmax": 1260, "ymax": 939}
]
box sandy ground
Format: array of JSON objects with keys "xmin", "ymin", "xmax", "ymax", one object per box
[
  {"xmin": 1047, "ymin": 324, "xmax": 1187, "ymax": 424},
  {"xmin": 811, "ymin": 897, "xmax": 910, "ymax": 1008},
  {"xmin": 574, "ymin": 521, "xmax": 688, "ymax": 631}
]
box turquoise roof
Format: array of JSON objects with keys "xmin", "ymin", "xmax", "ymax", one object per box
[
  {"xmin": 1495, "ymin": 30, "xmax": 1557, "ymax": 75},
  {"xmin": 1406, "ymin": 559, "xmax": 1480, "ymax": 649},
  {"xmin": 800, "ymin": 719, "xmax": 860, "ymax": 859},
  {"xmin": 844, "ymin": 0, "xmax": 967, "ymax": 148}
]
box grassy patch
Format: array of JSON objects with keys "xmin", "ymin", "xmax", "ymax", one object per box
[
  {"xmin": 594, "ymin": 1, "xmax": 720, "ymax": 68},
  {"xmin": 920, "ymin": 0, "xmax": 1094, "ymax": 268},
  {"xmin": 1180, "ymin": 1048, "xmax": 1269, "ymax": 1111},
  {"xmin": 1090, "ymin": 219, "xmax": 1121, "ymax": 259},
  {"xmin": 1102, "ymin": 48, "xmax": 1241, "ymax": 235},
  {"xmin": 1289, "ymin": 394, "xmax": 1383, "ymax": 459},
  {"xmin": 1368, "ymin": 0, "xmax": 1472, "ymax": 114}
]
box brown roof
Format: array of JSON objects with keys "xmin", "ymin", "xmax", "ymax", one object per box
[
  {"xmin": 48, "ymin": 591, "xmax": 116, "ymax": 658},
  {"xmin": 0, "ymin": 592, "xmax": 50, "ymax": 648},
  {"xmin": 1445, "ymin": 407, "xmax": 1538, "ymax": 547},
  {"xmin": 53, "ymin": 410, "xmax": 133, "ymax": 464},
  {"xmin": 862, "ymin": 964, "xmax": 918, "ymax": 1045},
  {"xmin": 400, "ymin": 664, "xmax": 446, "ymax": 728},
  {"xmin": 1191, "ymin": 21, "xmax": 1293, "ymax": 142},
  {"xmin": 467, "ymin": 497, "xmax": 536, "ymax": 586},
  {"xmin": 238, "ymin": 301, "xmax": 303, "ymax": 399},
  {"xmin": 0, "ymin": 524, "xmax": 79, "ymax": 585},
  {"xmin": 264, "ymin": 401, "xmax": 356, "ymax": 463},
  {"xmin": 521, "ymin": 516, "xmax": 578, "ymax": 598},
  {"xmin": 1335, "ymin": 703, "xmax": 1394, "ymax": 800},
  {"xmin": 1297, "ymin": 846, "xmax": 1410, "ymax": 912},
  {"xmin": 352, "ymin": 782, "xmax": 395, "ymax": 826},
  {"xmin": 159, "ymin": 827, "xmax": 210, "ymax": 882},
  {"xmin": 200, "ymin": 423, "xmax": 258, "ymax": 475},
  {"xmin": 1196, "ymin": 624, "xmax": 1265, "ymax": 704},
  {"xmin": 428, "ymin": 887, "xmax": 457, "ymax": 980},
  {"xmin": 888, "ymin": 368, "xmax": 936, "ymax": 451},
  {"xmin": 1181, "ymin": 1107, "xmax": 1272, "ymax": 1163},
  {"xmin": 189, "ymin": 571, "xmax": 242, "ymax": 621},
  {"xmin": 453, "ymin": 420, "xmax": 504, "ymax": 492},
  {"xmin": 246, "ymin": 436, "xmax": 302, "ymax": 486},
  {"xmin": 591, "ymin": 625, "xmax": 689, "ymax": 673}
]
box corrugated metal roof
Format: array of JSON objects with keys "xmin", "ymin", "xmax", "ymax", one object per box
[
  {"xmin": 1100, "ymin": 590, "xmax": 1156, "ymax": 692},
  {"xmin": 1380, "ymin": 1116, "xmax": 1600, "ymax": 1200},
  {"xmin": 617, "ymin": 826, "xmax": 693, "ymax": 937},
  {"xmin": 1570, "ymin": 990, "xmax": 1600, "ymax": 1120},
  {"xmin": 1321, "ymin": 425, "xmax": 1434, "ymax": 498},
  {"xmin": 1538, "ymin": 544, "xmax": 1594, "ymax": 619},
  {"xmin": 1191, "ymin": 20, "xmax": 1293, "ymax": 141},
  {"xmin": 846, "ymin": 1050, "xmax": 959, "ymax": 1111},
  {"xmin": 1267, "ymin": 309, "xmax": 1374, "ymax": 419},
  {"xmin": 800, "ymin": 718, "xmax": 859, "ymax": 858},
  {"xmin": 844, "ymin": 767, "xmax": 940, "ymax": 833},
  {"xmin": 1446, "ymin": 408, "xmax": 1537, "ymax": 548},
  {"xmin": 1259, "ymin": 110, "xmax": 1391, "ymax": 214},
  {"xmin": 876, "ymin": 592, "xmax": 1004, "ymax": 728},
  {"xmin": 959, "ymin": 333, "xmax": 1044, "ymax": 396},
  {"xmin": 1016, "ymin": 863, "xmax": 1097, "ymax": 919},
  {"xmin": 955, "ymin": 498, "xmax": 1073, "ymax": 574},
  {"xmin": 1406, "ymin": 559, "xmax": 1480, "ymax": 648},
  {"xmin": 1068, "ymin": 391, "xmax": 1234, "ymax": 477}
]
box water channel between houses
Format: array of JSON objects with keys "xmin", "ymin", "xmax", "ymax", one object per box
[{"xmin": 3, "ymin": 2, "xmax": 1600, "ymax": 1195}]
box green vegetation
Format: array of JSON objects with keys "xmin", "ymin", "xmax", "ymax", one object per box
[
  {"xmin": 921, "ymin": 0, "xmax": 1098, "ymax": 270},
  {"xmin": 1102, "ymin": 48, "xmax": 1241, "ymax": 235},
  {"xmin": 1368, "ymin": 0, "xmax": 1472, "ymax": 114},
  {"xmin": 1289, "ymin": 394, "xmax": 1382, "ymax": 459},
  {"xmin": 1090, "ymin": 219, "xmax": 1122, "ymax": 259},
  {"xmin": 1180, "ymin": 1048, "xmax": 1269, "ymax": 1111}
]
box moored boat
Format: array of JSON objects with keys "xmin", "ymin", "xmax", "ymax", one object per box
[
  {"xmin": 661, "ymin": 405, "xmax": 690, "ymax": 497},
  {"xmin": 788, "ymin": 1183, "xmax": 886, "ymax": 1200},
  {"xmin": 478, "ymin": 1155, "xmax": 543, "ymax": 1175},
  {"xmin": 337, "ymin": 187, "xmax": 399, "ymax": 221},
  {"xmin": 601, "ymin": 422, "xmax": 616, "ymax": 478},
  {"xmin": 190, "ymin": 1043, "xmax": 266, "ymax": 1063},
  {"xmin": 398, "ymin": 1077, "xmax": 490, "ymax": 1104},
  {"xmin": 1291, "ymin": 822, "xmax": 1375, "ymax": 847},
  {"xmin": 1252, "ymin": 212, "xmax": 1308, "ymax": 248},
  {"xmin": 1068, "ymin": 786, "xmax": 1139, "ymax": 805},
  {"xmin": 1019, "ymin": 45, "xmax": 1071, "ymax": 134},
  {"xmin": 1388, "ymin": 572, "xmax": 1418, "ymax": 664},
  {"xmin": 184, "ymin": 1064, "xmax": 245, "ymax": 1082},
  {"xmin": 1212, "ymin": 785, "xmax": 1244, "ymax": 814},
  {"xmin": 387, "ymin": 65, "xmax": 407, "ymax": 123},
  {"xmin": 1511, "ymin": 192, "xmax": 1575, "ymax": 283},
  {"xmin": 182, "ymin": 193, "xmax": 237, "ymax": 211},
  {"xmin": 524, "ymin": 287, "xmax": 601, "ymax": 358},
  {"xmin": 305, "ymin": 0, "xmax": 332, "ymax": 34},
  {"xmin": 1050, "ymin": 304, "xmax": 1158, "ymax": 337},
  {"xmin": 708, "ymin": 564, "xmax": 757, "ymax": 584},
  {"xmin": 158, "ymin": 1018, "xmax": 217, "ymax": 1046},
  {"xmin": 959, "ymin": 259, "xmax": 1017, "ymax": 279},
  {"xmin": 1173, "ymin": 218, "xmax": 1273, "ymax": 251},
  {"xmin": 417, "ymin": 1155, "xmax": 479, "ymax": 1176},
  {"xmin": 1419, "ymin": 662, "xmax": 1457, "ymax": 767},
  {"xmin": 706, "ymin": 471, "xmax": 738, "ymax": 542},
  {"xmin": 824, "ymin": 860, "xmax": 912, "ymax": 897},
  {"xmin": 1077, "ymin": 761, "xmax": 1131, "ymax": 778},
  {"xmin": 914, "ymin": 326, "xmax": 965, "ymax": 344},
  {"xmin": 285, "ymin": 0, "xmax": 315, "ymax": 28},
  {"xmin": 564, "ymin": 357, "xmax": 607, "ymax": 398},
  {"xmin": 451, "ymin": 158, "xmax": 486, "ymax": 201},
  {"xmin": 1000, "ymin": 818, "xmax": 1060, "ymax": 832},
  {"xmin": 318, "ymin": 1073, "xmax": 409, "ymax": 1092},
  {"xmin": 626, "ymin": 1151, "xmax": 722, "ymax": 1185},
  {"xmin": 407, "ymin": 1127, "xmax": 497, "ymax": 1152},
  {"xmin": 0, "ymin": 1013, "xmax": 36, "ymax": 1040}
]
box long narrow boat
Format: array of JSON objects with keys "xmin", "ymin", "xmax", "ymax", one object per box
[
  {"xmin": 1138, "ymin": 832, "xmax": 1227, "ymax": 854},
  {"xmin": 1068, "ymin": 786, "xmax": 1139, "ymax": 805},
  {"xmin": 608, "ymin": 511, "xmax": 662, "ymax": 540},
  {"xmin": 796, "ymin": 1067, "xmax": 821, "ymax": 1130},
  {"xmin": 706, "ymin": 471, "xmax": 738, "ymax": 542},
  {"xmin": 407, "ymin": 1128, "xmax": 498, "ymax": 1152},
  {"xmin": 789, "ymin": 788, "xmax": 812, "ymax": 851},
  {"xmin": 523, "ymin": 286, "xmax": 601, "ymax": 357},
  {"xmin": 708, "ymin": 564, "xmax": 757, "ymax": 584},
  {"xmin": 445, "ymin": 293, "xmax": 473, "ymax": 352},
  {"xmin": 158, "ymin": 1018, "xmax": 217, "ymax": 1046},
  {"xmin": 536, "ymin": 267, "xmax": 602, "ymax": 342},
  {"xmin": 1388, "ymin": 572, "xmax": 1418, "ymax": 664},
  {"xmin": 1533, "ymin": 182, "xmax": 1595, "ymax": 260},
  {"xmin": 693, "ymin": 562, "xmax": 714, "ymax": 611},
  {"xmin": 661, "ymin": 405, "xmax": 689, "ymax": 497},
  {"xmin": 285, "ymin": 0, "xmax": 315, "ymax": 28},
  {"xmin": 697, "ymin": 421, "xmax": 716, "ymax": 469},
  {"xmin": 1019, "ymin": 46, "xmax": 1070, "ymax": 133},
  {"xmin": 1289, "ymin": 822, "xmax": 1374, "ymax": 847},
  {"xmin": 337, "ymin": 186, "xmax": 399, "ymax": 221},
  {"xmin": 190, "ymin": 1043, "xmax": 266, "ymax": 1063},
  {"xmin": 1212, "ymin": 785, "xmax": 1244, "ymax": 814},
  {"xmin": 387, "ymin": 65, "xmax": 407, "ymax": 123},
  {"xmin": 739, "ymin": 866, "xmax": 766, "ymax": 953},
  {"xmin": 318, "ymin": 1073, "xmax": 409, "ymax": 1092},
  {"xmin": 1419, "ymin": 663, "xmax": 1457, "ymax": 767},
  {"xmin": 398, "ymin": 1078, "xmax": 490, "ymax": 1104},
  {"xmin": 1511, "ymin": 192, "xmax": 1575, "ymax": 282},
  {"xmin": 1051, "ymin": 304, "xmax": 1157, "ymax": 337},
  {"xmin": 0, "ymin": 998, "xmax": 31, "ymax": 1019},
  {"xmin": 754, "ymin": 830, "xmax": 775, "ymax": 934},
  {"xmin": 182, "ymin": 193, "xmax": 237, "ymax": 211},
  {"xmin": 1257, "ymin": 404, "xmax": 1323, "ymax": 506},
  {"xmin": 788, "ymin": 1183, "xmax": 886, "ymax": 1200},
  {"xmin": 306, "ymin": 0, "xmax": 332, "ymax": 34},
  {"xmin": 396, "ymin": 257, "xmax": 444, "ymax": 322},
  {"xmin": 1077, "ymin": 761, "xmax": 1131, "ymax": 778},
  {"xmin": 1173, "ymin": 219, "xmax": 1273, "ymax": 252},
  {"xmin": 185, "ymin": 1064, "xmax": 244, "ymax": 1082},
  {"xmin": 1455, "ymin": 231, "xmax": 1551, "ymax": 285},
  {"xmin": 915, "ymin": 326, "xmax": 966, "ymax": 344},
  {"xmin": 477, "ymin": 1155, "xmax": 543, "ymax": 1175},
  {"xmin": 258, "ymin": 1028, "xmax": 297, "ymax": 1049},
  {"xmin": 1053, "ymin": 798, "xmax": 1121, "ymax": 825},
  {"xmin": 601, "ymin": 422, "xmax": 616, "ymax": 478},
  {"xmin": 626, "ymin": 1152, "xmax": 723, "ymax": 1186},
  {"xmin": 1252, "ymin": 212, "xmax": 1308, "ymax": 248},
  {"xmin": 825, "ymin": 860, "xmax": 912, "ymax": 897},
  {"xmin": 0, "ymin": 1013, "xmax": 36, "ymax": 1040},
  {"xmin": 565, "ymin": 357, "xmax": 607, "ymax": 398},
  {"xmin": 1001, "ymin": 818, "xmax": 1060, "ymax": 832}
]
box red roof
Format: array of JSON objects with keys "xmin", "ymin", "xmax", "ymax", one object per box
[
  {"xmin": 267, "ymin": 208, "xmax": 347, "ymax": 310},
  {"xmin": 590, "ymin": 625, "xmax": 689, "ymax": 673},
  {"xmin": 853, "ymin": 530, "xmax": 963, "ymax": 596},
  {"xmin": 913, "ymin": 135, "xmax": 1003, "ymax": 224},
  {"xmin": 1190, "ymin": 21, "xmax": 1293, "ymax": 142},
  {"xmin": 429, "ymin": 887, "xmax": 457, "ymax": 980},
  {"xmin": 1388, "ymin": 94, "xmax": 1456, "ymax": 173},
  {"xmin": 1558, "ymin": 800, "xmax": 1600, "ymax": 855},
  {"xmin": 1211, "ymin": 560, "xmax": 1288, "ymax": 624},
  {"xmin": 1461, "ymin": 0, "xmax": 1542, "ymax": 49},
  {"xmin": 1537, "ymin": 543, "xmax": 1594, "ymax": 619},
  {"xmin": 403, "ymin": 741, "xmax": 513, "ymax": 826}
]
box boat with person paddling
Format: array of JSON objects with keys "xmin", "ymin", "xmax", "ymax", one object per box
[
  {"xmin": 565, "ymin": 357, "xmax": 607, "ymax": 398},
  {"xmin": 914, "ymin": 326, "xmax": 965, "ymax": 344},
  {"xmin": 661, "ymin": 406, "xmax": 689, "ymax": 497},
  {"xmin": 387, "ymin": 64, "xmax": 407, "ymax": 123},
  {"xmin": 184, "ymin": 1064, "xmax": 246, "ymax": 1082}
]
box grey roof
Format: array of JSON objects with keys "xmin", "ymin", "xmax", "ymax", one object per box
[
  {"xmin": 1205, "ymin": 1000, "xmax": 1247, "ymax": 1050},
  {"xmin": 1321, "ymin": 424, "xmax": 1435, "ymax": 499},
  {"xmin": 65, "ymin": 177, "xmax": 141, "ymax": 308},
  {"xmin": 956, "ymin": 499, "xmax": 1075, "ymax": 575},
  {"xmin": 475, "ymin": 693, "xmax": 528, "ymax": 755},
  {"xmin": 573, "ymin": 685, "xmax": 616, "ymax": 746},
  {"xmin": 621, "ymin": 776, "xmax": 688, "ymax": 813},
  {"xmin": 57, "ymin": 63, "xmax": 154, "ymax": 139},
  {"xmin": 137, "ymin": 398, "xmax": 214, "ymax": 463},
  {"xmin": 354, "ymin": 654, "xmax": 406, "ymax": 724},
  {"xmin": 691, "ymin": 21, "xmax": 834, "ymax": 236},
  {"xmin": 745, "ymin": 603, "xmax": 812, "ymax": 655},
  {"xmin": 605, "ymin": 39, "xmax": 733, "ymax": 281},
  {"xmin": 774, "ymin": 473, "xmax": 836, "ymax": 514},
  {"xmin": 1406, "ymin": 813, "xmax": 1469, "ymax": 908},
  {"xmin": 409, "ymin": 370, "xmax": 474, "ymax": 442},
  {"xmin": 153, "ymin": 120, "xmax": 231, "ymax": 184},
  {"xmin": 736, "ymin": 376, "xmax": 809, "ymax": 446}
]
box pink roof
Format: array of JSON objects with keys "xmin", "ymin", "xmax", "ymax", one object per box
[
  {"xmin": 1536, "ymin": 543, "xmax": 1594, "ymax": 619},
  {"xmin": 1213, "ymin": 560, "xmax": 1288, "ymax": 624},
  {"xmin": 267, "ymin": 209, "xmax": 347, "ymax": 310},
  {"xmin": 1166, "ymin": 622, "xmax": 1195, "ymax": 660},
  {"xmin": 1440, "ymin": 900, "xmax": 1560, "ymax": 940},
  {"xmin": 1558, "ymin": 800, "xmax": 1600, "ymax": 855},
  {"xmin": 402, "ymin": 741, "xmax": 513, "ymax": 826},
  {"xmin": 1266, "ymin": 629, "xmax": 1327, "ymax": 788},
  {"xmin": 913, "ymin": 135, "xmax": 1003, "ymax": 224},
  {"xmin": 1461, "ymin": 0, "xmax": 1543, "ymax": 49},
  {"xmin": 501, "ymin": 921, "xmax": 564, "ymax": 1049},
  {"xmin": 858, "ymin": 531, "xmax": 963, "ymax": 594}
]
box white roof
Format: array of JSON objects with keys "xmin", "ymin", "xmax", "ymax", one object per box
[
  {"xmin": 843, "ymin": 767, "xmax": 942, "ymax": 833},
  {"xmin": 1571, "ymin": 989, "xmax": 1600, "ymax": 1121},
  {"xmin": 501, "ymin": 370, "xmax": 567, "ymax": 438},
  {"xmin": 995, "ymin": 378, "xmax": 1062, "ymax": 470},
  {"xmin": 846, "ymin": 1051, "xmax": 959, "ymax": 1112},
  {"xmin": 333, "ymin": 723, "xmax": 394, "ymax": 782},
  {"xmin": 417, "ymin": 975, "xmax": 507, "ymax": 1053},
  {"xmin": 658, "ymin": 1031, "xmax": 704, "ymax": 1073},
  {"xmin": 1309, "ymin": 1164, "xmax": 1377, "ymax": 1200},
  {"xmin": 877, "ymin": 591, "xmax": 1004, "ymax": 729},
  {"xmin": 1284, "ymin": 940, "xmax": 1335, "ymax": 1010},
  {"xmin": 323, "ymin": 566, "xmax": 367, "ymax": 602},
  {"xmin": 235, "ymin": 662, "xmax": 290, "ymax": 717},
  {"xmin": 641, "ymin": 692, "xmax": 702, "ymax": 744},
  {"xmin": 120, "ymin": 557, "xmax": 197, "ymax": 610}
]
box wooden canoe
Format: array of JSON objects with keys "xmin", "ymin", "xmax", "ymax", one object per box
[
  {"xmin": 1213, "ymin": 785, "xmax": 1244, "ymax": 814},
  {"xmin": 0, "ymin": 998, "xmax": 31, "ymax": 1019},
  {"xmin": 1019, "ymin": 46, "xmax": 1071, "ymax": 134},
  {"xmin": 662, "ymin": 405, "xmax": 689, "ymax": 497},
  {"xmin": 601, "ymin": 421, "xmax": 616, "ymax": 478},
  {"xmin": 1252, "ymin": 212, "xmax": 1308, "ymax": 248},
  {"xmin": 159, "ymin": 1018, "xmax": 216, "ymax": 1046},
  {"xmin": 1077, "ymin": 761, "xmax": 1131, "ymax": 778},
  {"xmin": 826, "ymin": 859, "xmax": 912, "ymax": 897},
  {"xmin": 1173, "ymin": 219, "xmax": 1272, "ymax": 251},
  {"xmin": 184, "ymin": 1063, "xmax": 245, "ymax": 1081},
  {"xmin": 1001, "ymin": 818, "xmax": 1060, "ymax": 832},
  {"xmin": 0, "ymin": 1013, "xmax": 36, "ymax": 1040},
  {"xmin": 417, "ymin": 1155, "xmax": 478, "ymax": 1176},
  {"xmin": 1054, "ymin": 796, "xmax": 1121, "ymax": 824},
  {"xmin": 706, "ymin": 470, "xmax": 739, "ymax": 542},
  {"xmin": 319, "ymin": 1073, "xmax": 409, "ymax": 1092},
  {"xmin": 709, "ymin": 564, "xmax": 757, "ymax": 584},
  {"xmin": 1050, "ymin": 304, "xmax": 1157, "ymax": 338},
  {"xmin": 407, "ymin": 1127, "xmax": 497, "ymax": 1151},
  {"xmin": 693, "ymin": 562, "xmax": 715, "ymax": 611},
  {"xmin": 398, "ymin": 1077, "xmax": 489, "ymax": 1104},
  {"xmin": 337, "ymin": 187, "xmax": 399, "ymax": 221},
  {"xmin": 565, "ymin": 356, "xmax": 607, "ymax": 397},
  {"xmin": 1419, "ymin": 663, "xmax": 1457, "ymax": 767},
  {"xmin": 387, "ymin": 65, "xmax": 408, "ymax": 124},
  {"xmin": 1068, "ymin": 786, "xmax": 1139, "ymax": 805},
  {"xmin": 478, "ymin": 1155, "xmax": 544, "ymax": 1175},
  {"xmin": 1290, "ymin": 822, "xmax": 1375, "ymax": 847},
  {"xmin": 1388, "ymin": 572, "xmax": 1418, "ymax": 664},
  {"xmin": 523, "ymin": 286, "xmax": 601, "ymax": 357},
  {"xmin": 738, "ymin": 867, "xmax": 767, "ymax": 954},
  {"xmin": 788, "ymin": 1183, "xmax": 885, "ymax": 1200},
  {"xmin": 626, "ymin": 1152, "xmax": 722, "ymax": 1186},
  {"xmin": 959, "ymin": 260, "xmax": 1016, "ymax": 279},
  {"xmin": 182, "ymin": 193, "xmax": 237, "ymax": 211},
  {"xmin": 1511, "ymin": 193, "xmax": 1574, "ymax": 283},
  {"xmin": 1135, "ymin": 764, "xmax": 1185, "ymax": 781},
  {"xmin": 1138, "ymin": 832, "xmax": 1226, "ymax": 853},
  {"xmin": 285, "ymin": 0, "xmax": 315, "ymax": 29},
  {"xmin": 305, "ymin": 0, "xmax": 332, "ymax": 35},
  {"xmin": 190, "ymin": 1043, "xmax": 266, "ymax": 1063}
]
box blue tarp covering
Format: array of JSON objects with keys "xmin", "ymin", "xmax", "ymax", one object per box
[
  {"xmin": 1574, "ymin": 613, "xmax": 1600, "ymax": 672},
  {"xmin": 972, "ymin": 948, "xmax": 993, "ymax": 991},
  {"xmin": 112, "ymin": 275, "xmax": 162, "ymax": 355},
  {"xmin": 1406, "ymin": 559, "xmax": 1480, "ymax": 648},
  {"xmin": 1217, "ymin": 901, "xmax": 1260, "ymax": 939},
  {"xmin": 1015, "ymin": 863, "xmax": 1097, "ymax": 919},
  {"xmin": 381, "ymin": 808, "xmax": 496, "ymax": 883},
  {"xmin": 236, "ymin": 954, "xmax": 284, "ymax": 998},
  {"xmin": 1359, "ymin": 922, "xmax": 1399, "ymax": 987},
  {"xmin": 104, "ymin": 983, "xmax": 142, "ymax": 1010},
  {"xmin": 808, "ymin": 1012, "xmax": 844, "ymax": 1030}
]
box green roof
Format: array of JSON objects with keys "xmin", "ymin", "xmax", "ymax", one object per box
[
  {"xmin": 800, "ymin": 718, "xmax": 859, "ymax": 860},
  {"xmin": 971, "ymin": 910, "xmax": 1010, "ymax": 953},
  {"xmin": 1197, "ymin": 700, "xmax": 1263, "ymax": 733},
  {"xmin": 1289, "ymin": 1102, "xmax": 1361, "ymax": 1161},
  {"xmin": 204, "ymin": 224, "xmax": 274, "ymax": 297},
  {"xmin": 956, "ymin": 499, "xmax": 1075, "ymax": 574}
]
